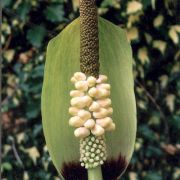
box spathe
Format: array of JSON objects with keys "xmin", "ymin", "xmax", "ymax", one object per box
[{"xmin": 41, "ymin": 17, "xmax": 136, "ymax": 179}]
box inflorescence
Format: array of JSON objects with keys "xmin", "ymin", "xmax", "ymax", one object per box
[
  {"xmin": 69, "ymin": 72, "xmax": 115, "ymax": 168},
  {"xmin": 80, "ymin": 135, "xmax": 107, "ymax": 169}
]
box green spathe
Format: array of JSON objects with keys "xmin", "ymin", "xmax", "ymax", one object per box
[{"xmin": 41, "ymin": 17, "xmax": 136, "ymax": 176}]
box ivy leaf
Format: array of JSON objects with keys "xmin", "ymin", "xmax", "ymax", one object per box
[
  {"xmin": 44, "ymin": 5, "xmax": 65, "ymax": 22},
  {"xmin": 1, "ymin": 162, "xmax": 12, "ymax": 171},
  {"xmin": 127, "ymin": 1, "xmax": 143, "ymax": 14},
  {"xmin": 138, "ymin": 125, "xmax": 156, "ymax": 141},
  {"xmin": 146, "ymin": 145, "xmax": 163, "ymax": 158},
  {"xmin": 16, "ymin": 133, "xmax": 25, "ymax": 144},
  {"xmin": 16, "ymin": 1, "xmax": 31, "ymax": 21},
  {"xmin": 141, "ymin": 0, "xmax": 151, "ymax": 9},
  {"xmin": 144, "ymin": 172, "xmax": 162, "ymax": 180},
  {"xmin": 25, "ymin": 147, "xmax": 40, "ymax": 164},
  {"xmin": 159, "ymin": 75, "xmax": 168, "ymax": 88},
  {"xmin": 153, "ymin": 15, "xmax": 164, "ymax": 28},
  {"xmin": 26, "ymin": 99, "xmax": 40, "ymax": 119},
  {"xmin": 23, "ymin": 172, "xmax": 29, "ymax": 180},
  {"xmin": 27, "ymin": 25, "xmax": 46, "ymax": 48},
  {"xmin": 138, "ymin": 47, "xmax": 149, "ymax": 64},
  {"xmin": 168, "ymin": 25, "xmax": 180, "ymax": 44},
  {"xmin": 2, "ymin": 0, "xmax": 12, "ymax": 8},
  {"xmin": 31, "ymin": 65, "xmax": 44, "ymax": 78},
  {"xmin": 153, "ymin": 40, "xmax": 167, "ymax": 54},
  {"xmin": 3, "ymin": 49, "xmax": 15, "ymax": 62},
  {"xmin": 171, "ymin": 116, "xmax": 180, "ymax": 131},
  {"xmin": 165, "ymin": 94, "xmax": 175, "ymax": 112},
  {"xmin": 101, "ymin": 0, "xmax": 120, "ymax": 8},
  {"xmin": 72, "ymin": 0, "xmax": 79, "ymax": 11},
  {"xmin": 126, "ymin": 27, "xmax": 139, "ymax": 42}
]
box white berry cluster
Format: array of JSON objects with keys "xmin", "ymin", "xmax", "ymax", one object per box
[
  {"xmin": 80, "ymin": 136, "xmax": 107, "ymax": 169},
  {"xmin": 69, "ymin": 72, "xmax": 115, "ymax": 138}
]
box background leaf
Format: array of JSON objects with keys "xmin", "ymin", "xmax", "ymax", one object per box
[
  {"xmin": 44, "ymin": 5, "xmax": 65, "ymax": 22},
  {"xmin": 27, "ymin": 25, "xmax": 46, "ymax": 48}
]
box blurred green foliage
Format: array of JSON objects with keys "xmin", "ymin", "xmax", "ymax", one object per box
[{"xmin": 2, "ymin": 0, "xmax": 180, "ymax": 179}]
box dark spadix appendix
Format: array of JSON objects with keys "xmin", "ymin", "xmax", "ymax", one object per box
[{"xmin": 41, "ymin": 1, "xmax": 136, "ymax": 179}]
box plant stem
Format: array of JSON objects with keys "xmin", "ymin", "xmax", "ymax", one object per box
[{"xmin": 88, "ymin": 166, "xmax": 103, "ymax": 180}]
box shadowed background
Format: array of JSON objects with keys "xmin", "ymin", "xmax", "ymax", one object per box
[{"xmin": 2, "ymin": 0, "xmax": 179, "ymax": 179}]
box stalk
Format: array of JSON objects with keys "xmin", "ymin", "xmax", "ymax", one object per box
[
  {"xmin": 79, "ymin": 0, "xmax": 103, "ymax": 179},
  {"xmin": 88, "ymin": 166, "xmax": 103, "ymax": 180}
]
